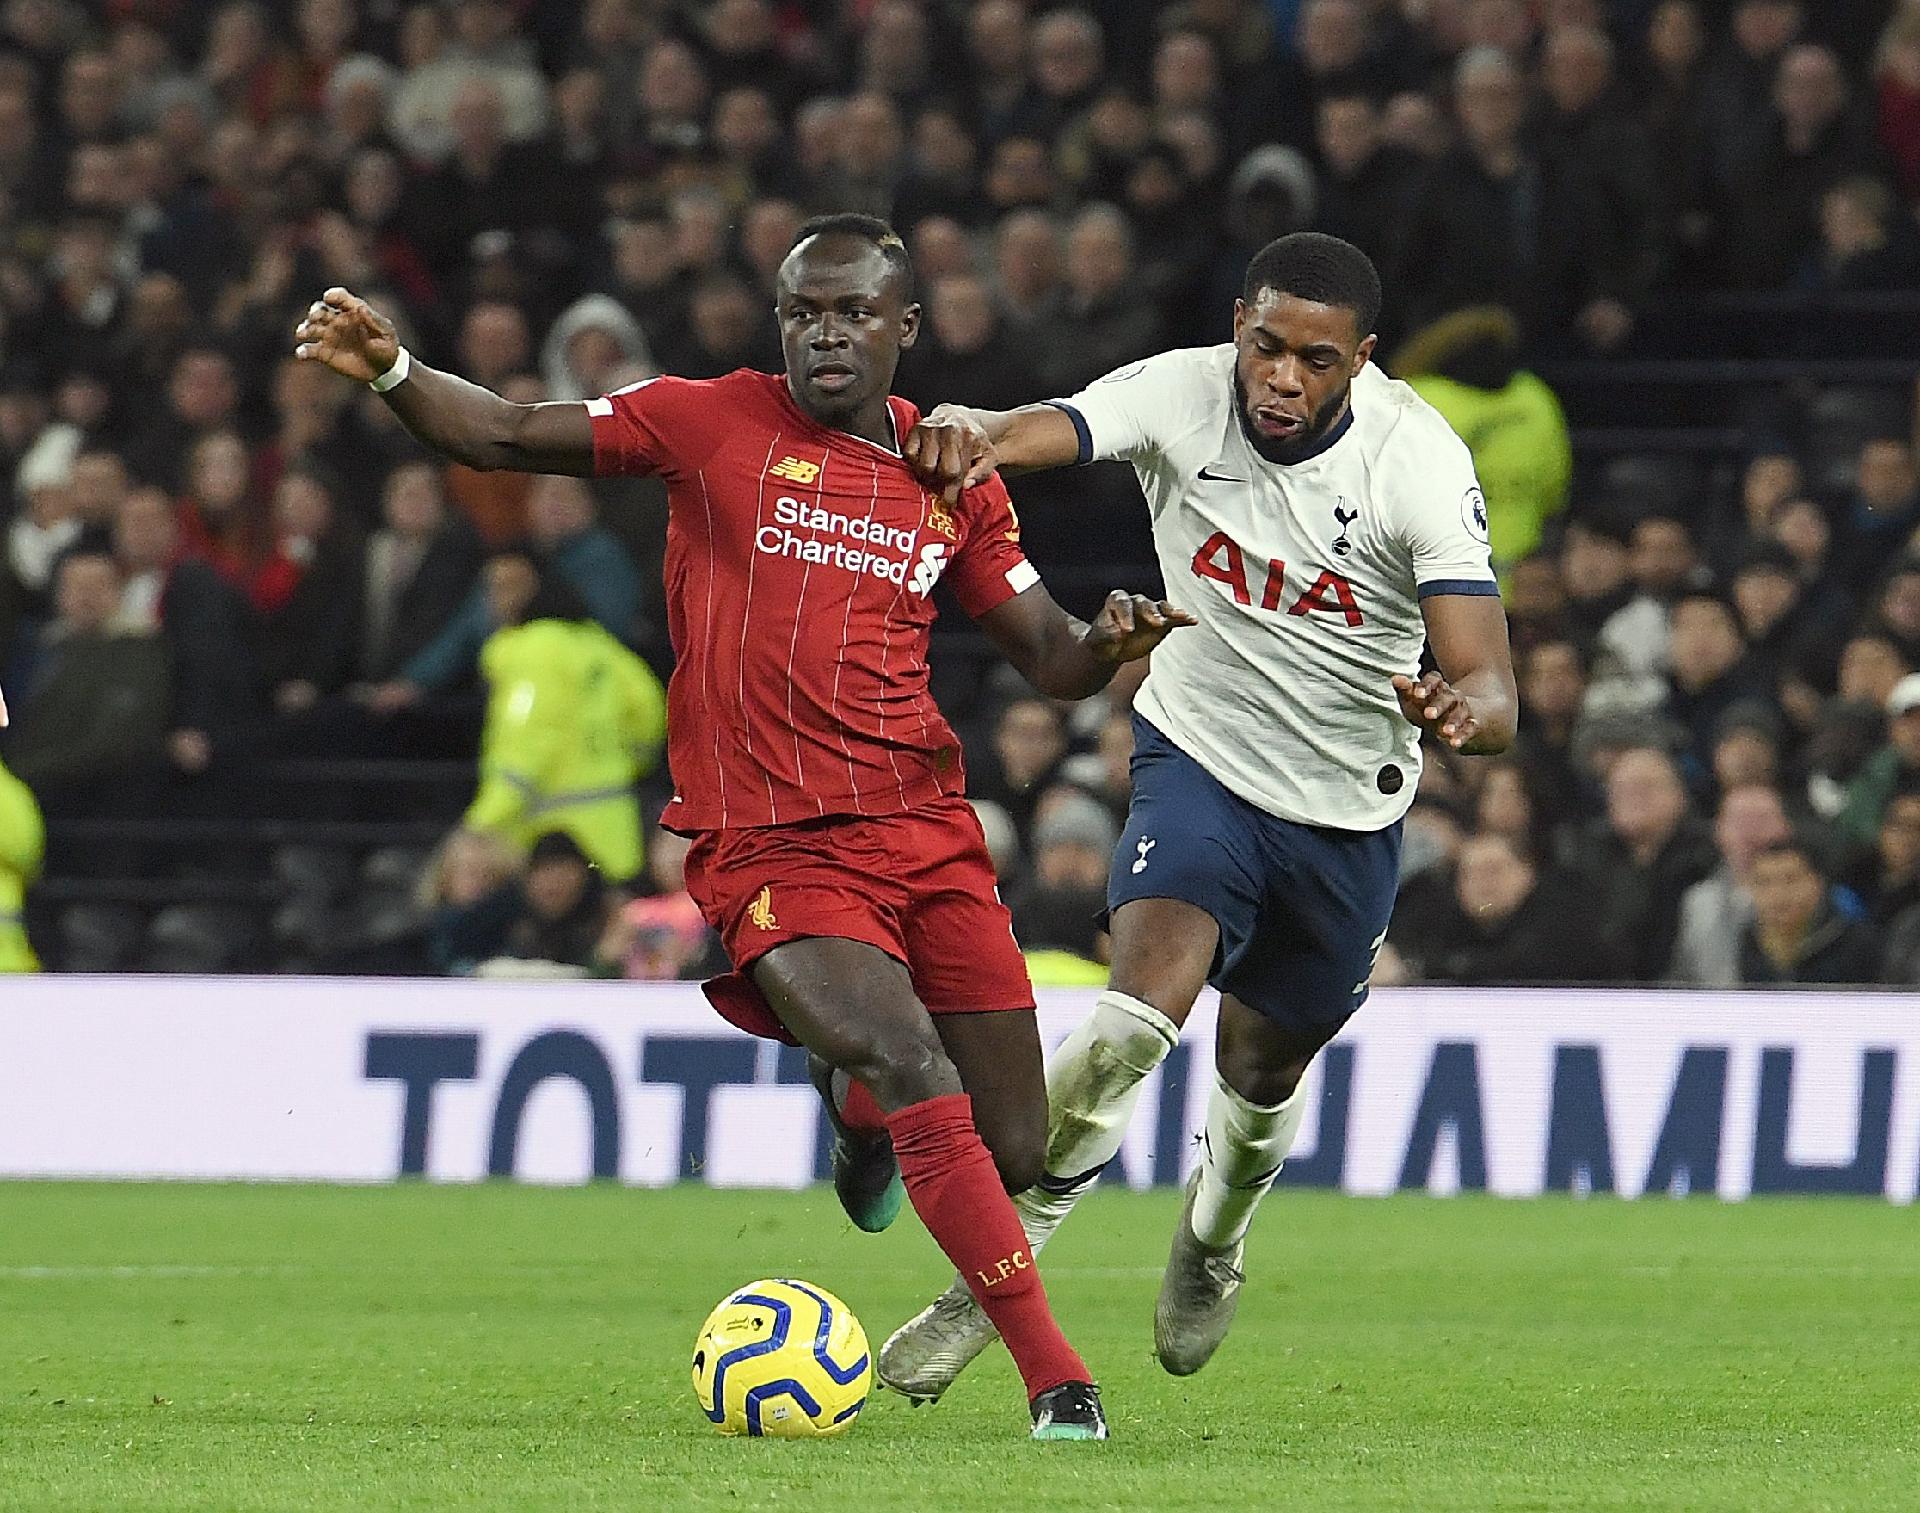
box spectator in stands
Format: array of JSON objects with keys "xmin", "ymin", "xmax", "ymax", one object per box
[
  {"xmin": 128, "ymin": 346, "xmax": 240, "ymax": 492},
  {"xmin": 1697, "ymin": 0, "xmax": 1806, "ymax": 208},
  {"xmin": 7, "ymin": 420, "xmax": 83, "ymax": 617},
  {"xmin": 1396, "ymin": 831, "xmax": 1616, "ymax": 985},
  {"xmin": 1837, "ymin": 672, "xmax": 1920, "ymax": 856},
  {"xmin": 1312, "ymin": 91, "xmax": 1421, "ymax": 295},
  {"xmin": 474, "ymin": 830, "xmax": 625, "ymax": 979},
  {"xmin": 1876, "ymin": 5, "xmax": 1920, "ymax": 200},
  {"xmin": 1852, "ymin": 781, "xmax": 1920, "ymax": 925},
  {"xmin": 1010, "ymin": 789, "xmax": 1117, "ymax": 987},
  {"xmin": 1392, "ymin": 306, "xmax": 1573, "ymax": 573},
  {"xmin": 1513, "ymin": 637, "xmax": 1593, "ymax": 829},
  {"xmin": 1670, "ymin": 782, "xmax": 1792, "ymax": 985},
  {"xmin": 175, "ymin": 428, "xmax": 269, "ymax": 603},
  {"xmin": 1728, "ymin": 545, "xmax": 1812, "ymax": 686},
  {"xmin": 928, "ymin": 271, "xmax": 1031, "ymax": 407},
  {"xmin": 1042, "ymin": 204, "xmax": 1163, "ymax": 394},
  {"xmin": 975, "ymin": 696, "xmax": 1069, "ymax": 838},
  {"xmin": 1558, "ymin": 519, "xmax": 1634, "ymax": 648},
  {"xmin": 420, "ymin": 825, "xmax": 523, "ymax": 975},
  {"xmin": 0, "ymin": 752, "xmax": 42, "ymax": 972},
  {"xmin": 1710, "ymin": 699, "xmax": 1787, "ymax": 796},
  {"xmin": 112, "ymin": 485, "xmax": 260, "ymax": 768},
  {"xmin": 1639, "ymin": 0, "xmax": 1715, "ymax": 283},
  {"xmin": 1722, "ymin": 43, "xmax": 1882, "ymax": 288},
  {"xmin": 1834, "ymin": 440, "xmax": 1920, "ymax": 595},
  {"xmin": 461, "ymin": 550, "xmax": 665, "ymax": 886},
  {"xmin": 1664, "ymin": 589, "xmax": 1771, "ymax": 771},
  {"xmin": 256, "ymin": 467, "xmax": 365, "ymax": 715},
  {"xmin": 1538, "ymin": 22, "xmax": 1658, "ymax": 349},
  {"xmin": 1594, "ymin": 515, "xmax": 1704, "ymax": 705},
  {"xmin": 2, "ymin": 548, "xmax": 169, "ymax": 809},
  {"xmin": 1396, "ymin": 47, "xmax": 1627, "ymax": 343},
  {"xmin": 379, "ymin": 475, "xmax": 641, "ymax": 709},
  {"xmin": 604, "ymin": 824, "xmax": 727, "ymax": 981},
  {"xmin": 1580, "ymin": 745, "xmax": 1718, "ymax": 980},
  {"xmin": 354, "ymin": 461, "xmax": 482, "ymax": 688},
  {"xmin": 1737, "ymin": 835, "xmax": 1877, "ymax": 985},
  {"xmin": 993, "ymin": 209, "xmax": 1066, "ymax": 339},
  {"xmin": 1806, "ymin": 175, "xmax": 1920, "ymax": 292}
]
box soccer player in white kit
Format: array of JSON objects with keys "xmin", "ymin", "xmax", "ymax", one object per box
[{"xmin": 883, "ymin": 233, "xmax": 1519, "ymax": 1393}]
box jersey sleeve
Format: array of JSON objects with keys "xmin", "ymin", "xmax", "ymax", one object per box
[
  {"xmin": 1047, "ymin": 351, "xmax": 1192, "ymax": 465},
  {"xmin": 1396, "ymin": 424, "xmax": 1500, "ymax": 599},
  {"xmin": 946, "ymin": 474, "xmax": 1042, "ymax": 619},
  {"xmin": 584, "ymin": 376, "xmax": 707, "ymax": 477}
]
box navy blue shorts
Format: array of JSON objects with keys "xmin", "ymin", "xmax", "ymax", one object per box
[{"xmin": 1109, "ymin": 715, "xmax": 1403, "ymax": 1036}]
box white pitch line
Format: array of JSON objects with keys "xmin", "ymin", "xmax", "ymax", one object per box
[{"xmin": 0, "ymin": 1264, "xmax": 308, "ymax": 1279}]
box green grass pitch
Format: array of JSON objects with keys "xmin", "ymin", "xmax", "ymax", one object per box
[{"xmin": 1, "ymin": 1182, "xmax": 1913, "ymax": 1511}]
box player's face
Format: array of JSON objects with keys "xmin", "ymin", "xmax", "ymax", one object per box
[
  {"xmin": 1231, "ymin": 289, "xmax": 1375, "ymax": 465},
  {"xmin": 775, "ymin": 237, "xmax": 919, "ymax": 426}
]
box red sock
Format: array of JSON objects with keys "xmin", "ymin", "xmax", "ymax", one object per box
[
  {"xmin": 839, "ymin": 1077, "xmax": 887, "ymax": 1134},
  {"xmin": 885, "ymin": 1093, "xmax": 1090, "ymax": 1402}
]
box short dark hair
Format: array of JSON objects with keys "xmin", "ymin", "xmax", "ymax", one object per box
[
  {"xmin": 1242, "ymin": 232, "xmax": 1382, "ymax": 335},
  {"xmin": 790, "ymin": 213, "xmax": 916, "ymax": 303}
]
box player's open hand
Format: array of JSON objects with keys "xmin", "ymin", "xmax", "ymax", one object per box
[
  {"xmin": 904, "ymin": 405, "xmax": 997, "ymax": 504},
  {"xmin": 1393, "ymin": 671, "xmax": 1479, "ymax": 749},
  {"xmin": 293, "ymin": 287, "xmax": 399, "ymax": 384},
  {"xmin": 1086, "ymin": 592, "xmax": 1196, "ymax": 664}
]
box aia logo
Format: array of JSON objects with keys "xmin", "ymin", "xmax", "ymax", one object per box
[
  {"xmin": 769, "ymin": 455, "xmax": 821, "ymax": 484},
  {"xmin": 1190, "ymin": 531, "xmax": 1364, "ymax": 625}
]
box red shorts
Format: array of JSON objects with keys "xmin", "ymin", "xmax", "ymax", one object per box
[{"xmin": 683, "ymin": 796, "xmax": 1035, "ymax": 1043}]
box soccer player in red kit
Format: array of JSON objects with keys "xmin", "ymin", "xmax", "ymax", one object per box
[{"xmin": 294, "ymin": 215, "xmax": 1191, "ymax": 1439}]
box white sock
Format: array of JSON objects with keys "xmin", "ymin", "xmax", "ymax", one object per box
[
  {"xmin": 1012, "ymin": 989, "xmax": 1179, "ymax": 1255},
  {"xmin": 1189, "ymin": 1071, "xmax": 1307, "ymax": 1250}
]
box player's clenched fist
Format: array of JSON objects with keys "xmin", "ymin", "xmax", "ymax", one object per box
[
  {"xmin": 292, "ymin": 287, "xmax": 399, "ymax": 384},
  {"xmin": 1085, "ymin": 591, "xmax": 1197, "ymax": 664},
  {"xmin": 1392, "ymin": 670, "xmax": 1479, "ymax": 750},
  {"xmin": 904, "ymin": 404, "xmax": 998, "ymax": 502}
]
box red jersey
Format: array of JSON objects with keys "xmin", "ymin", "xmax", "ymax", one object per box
[{"xmin": 586, "ymin": 369, "xmax": 1038, "ymax": 832}]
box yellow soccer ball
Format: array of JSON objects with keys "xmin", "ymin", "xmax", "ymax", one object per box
[{"xmin": 691, "ymin": 1278, "xmax": 872, "ymax": 1437}]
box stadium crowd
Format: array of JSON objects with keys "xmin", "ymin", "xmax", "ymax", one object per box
[{"xmin": 0, "ymin": 0, "xmax": 1917, "ymax": 986}]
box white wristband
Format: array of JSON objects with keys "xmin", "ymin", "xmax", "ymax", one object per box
[{"xmin": 368, "ymin": 346, "xmax": 412, "ymax": 393}]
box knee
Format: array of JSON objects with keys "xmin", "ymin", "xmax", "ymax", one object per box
[
  {"xmin": 986, "ymin": 1128, "xmax": 1045, "ymax": 1195},
  {"xmin": 1219, "ymin": 1049, "xmax": 1312, "ymax": 1107},
  {"xmin": 843, "ymin": 1033, "xmax": 960, "ymax": 1111}
]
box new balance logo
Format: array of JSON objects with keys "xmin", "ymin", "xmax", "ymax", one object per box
[
  {"xmin": 769, "ymin": 456, "xmax": 821, "ymax": 484},
  {"xmin": 1131, "ymin": 838, "xmax": 1157, "ymax": 874}
]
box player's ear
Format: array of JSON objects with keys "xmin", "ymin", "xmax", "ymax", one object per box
[
  {"xmin": 1231, "ymin": 298, "xmax": 1247, "ymax": 342},
  {"xmin": 1354, "ymin": 332, "xmax": 1377, "ymax": 374},
  {"xmin": 898, "ymin": 302, "xmax": 922, "ymax": 350}
]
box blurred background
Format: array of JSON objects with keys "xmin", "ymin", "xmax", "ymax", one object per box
[{"xmin": 0, "ymin": 0, "xmax": 1916, "ymax": 993}]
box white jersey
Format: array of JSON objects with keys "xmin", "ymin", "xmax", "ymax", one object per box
[{"xmin": 1055, "ymin": 346, "xmax": 1497, "ymax": 832}]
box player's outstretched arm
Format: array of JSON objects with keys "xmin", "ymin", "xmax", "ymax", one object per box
[
  {"xmin": 903, "ymin": 403, "xmax": 1083, "ymax": 498},
  {"xmin": 977, "ymin": 587, "xmax": 1195, "ymax": 702},
  {"xmin": 293, "ymin": 288, "xmax": 594, "ymax": 476},
  {"xmin": 1394, "ymin": 594, "xmax": 1519, "ymax": 755}
]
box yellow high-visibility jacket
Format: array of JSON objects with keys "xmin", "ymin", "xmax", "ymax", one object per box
[
  {"xmin": 465, "ymin": 619, "xmax": 667, "ymax": 883},
  {"xmin": 1405, "ymin": 371, "xmax": 1573, "ymax": 573},
  {"xmin": 0, "ymin": 757, "xmax": 44, "ymax": 973}
]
